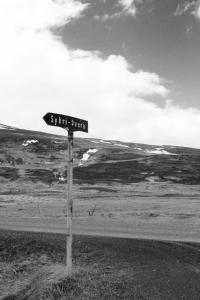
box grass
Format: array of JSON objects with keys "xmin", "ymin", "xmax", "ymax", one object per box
[
  {"xmin": 3, "ymin": 126, "xmax": 200, "ymax": 186},
  {"xmin": 0, "ymin": 230, "xmax": 200, "ymax": 299},
  {"xmin": 3, "ymin": 264, "xmax": 79, "ymax": 300}
]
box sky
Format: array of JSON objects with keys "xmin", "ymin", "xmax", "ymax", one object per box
[{"xmin": 0, "ymin": 0, "xmax": 200, "ymax": 147}]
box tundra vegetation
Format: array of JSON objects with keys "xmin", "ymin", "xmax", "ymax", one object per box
[{"xmin": 0, "ymin": 125, "xmax": 200, "ymax": 299}]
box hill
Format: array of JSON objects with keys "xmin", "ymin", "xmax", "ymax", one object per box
[{"xmin": 0, "ymin": 123, "xmax": 200, "ymax": 185}]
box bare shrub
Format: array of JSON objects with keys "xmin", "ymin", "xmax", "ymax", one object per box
[{"xmin": 88, "ymin": 205, "xmax": 97, "ymax": 216}]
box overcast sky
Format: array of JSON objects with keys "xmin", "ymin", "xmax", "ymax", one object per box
[{"xmin": 1, "ymin": 0, "xmax": 200, "ymax": 147}]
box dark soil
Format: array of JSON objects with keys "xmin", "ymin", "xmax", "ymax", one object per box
[{"xmin": 0, "ymin": 230, "xmax": 200, "ymax": 299}]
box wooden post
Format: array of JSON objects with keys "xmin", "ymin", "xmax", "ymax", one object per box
[
  {"xmin": 43, "ymin": 112, "xmax": 88, "ymax": 276},
  {"xmin": 66, "ymin": 130, "xmax": 73, "ymax": 277}
]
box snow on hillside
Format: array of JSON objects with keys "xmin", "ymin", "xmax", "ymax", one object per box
[
  {"xmin": 22, "ymin": 140, "xmax": 38, "ymax": 146},
  {"xmin": 100, "ymin": 140, "xmax": 111, "ymax": 144},
  {"xmin": 114, "ymin": 143, "xmax": 130, "ymax": 148},
  {"xmin": 58, "ymin": 176, "xmax": 65, "ymax": 182},
  {"xmin": 79, "ymin": 149, "xmax": 98, "ymax": 166},
  {"xmin": 134, "ymin": 147, "xmax": 142, "ymax": 150},
  {"xmin": 54, "ymin": 140, "xmax": 63, "ymax": 144},
  {"xmin": 145, "ymin": 148, "xmax": 176, "ymax": 155}
]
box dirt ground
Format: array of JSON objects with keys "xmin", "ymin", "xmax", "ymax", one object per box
[{"xmin": 0, "ymin": 230, "xmax": 200, "ymax": 300}]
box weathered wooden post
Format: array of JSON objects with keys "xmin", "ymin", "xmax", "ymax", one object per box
[
  {"xmin": 43, "ymin": 112, "xmax": 88, "ymax": 277},
  {"xmin": 66, "ymin": 129, "xmax": 73, "ymax": 276}
]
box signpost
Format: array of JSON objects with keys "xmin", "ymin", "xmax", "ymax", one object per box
[
  {"xmin": 43, "ymin": 112, "xmax": 88, "ymax": 133},
  {"xmin": 43, "ymin": 112, "xmax": 88, "ymax": 277}
]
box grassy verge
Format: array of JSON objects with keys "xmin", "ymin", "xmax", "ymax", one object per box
[{"xmin": 0, "ymin": 230, "xmax": 200, "ymax": 299}]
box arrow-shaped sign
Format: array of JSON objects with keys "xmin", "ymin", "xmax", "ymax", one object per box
[{"xmin": 43, "ymin": 112, "xmax": 88, "ymax": 133}]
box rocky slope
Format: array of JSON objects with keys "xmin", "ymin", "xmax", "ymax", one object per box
[{"xmin": 1, "ymin": 124, "xmax": 200, "ymax": 185}]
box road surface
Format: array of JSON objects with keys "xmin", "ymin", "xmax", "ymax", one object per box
[{"xmin": 0, "ymin": 216, "xmax": 199, "ymax": 243}]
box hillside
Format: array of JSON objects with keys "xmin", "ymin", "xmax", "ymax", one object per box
[{"xmin": 1, "ymin": 123, "xmax": 200, "ymax": 185}]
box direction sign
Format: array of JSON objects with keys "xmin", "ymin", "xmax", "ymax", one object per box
[
  {"xmin": 43, "ymin": 111, "xmax": 88, "ymax": 277},
  {"xmin": 43, "ymin": 112, "xmax": 88, "ymax": 133}
]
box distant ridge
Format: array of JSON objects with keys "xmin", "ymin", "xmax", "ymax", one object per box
[
  {"xmin": 0, "ymin": 123, "xmax": 64, "ymax": 139},
  {"xmin": 0, "ymin": 122, "xmax": 200, "ymax": 184},
  {"xmin": 0, "ymin": 123, "xmax": 18, "ymax": 130}
]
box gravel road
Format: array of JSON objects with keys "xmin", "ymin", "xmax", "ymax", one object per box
[{"xmin": 0, "ymin": 216, "xmax": 199, "ymax": 243}]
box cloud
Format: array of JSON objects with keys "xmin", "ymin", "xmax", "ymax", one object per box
[
  {"xmin": 185, "ymin": 25, "xmax": 193, "ymax": 34},
  {"xmin": 174, "ymin": 0, "xmax": 200, "ymax": 21},
  {"xmin": 94, "ymin": 12, "xmax": 122, "ymax": 21},
  {"xmin": 1, "ymin": 0, "xmax": 200, "ymax": 147},
  {"xmin": 192, "ymin": 0, "xmax": 200, "ymax": 20},
  {"xmin": 0, "ymin": 0, "xmax": 89, "ymax": 32},
  {"xmin": 174, "ymin": 1, "xmax": 196, "ymax": 16},
  {"xmin": 118, "ymin": 0, "xmax": 137, "ymax": 16},
  {"xmin": 94, "ymin": 0, "xmax": 140, "ymax": 21}
]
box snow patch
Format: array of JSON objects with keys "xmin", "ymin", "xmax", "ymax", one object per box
[
  {"xmin": 22, "ymin": 139, "xmax": 38, "ymax": 146},
  {"xmin": 100, "ymin": 140, "xmax": 111, "ymax": 144},
  {"xmin": 134, "ymin": 147, "xmax": 142, "ymax": 150},
  {"xmin": 145, "ymin": 148, "xmax": 176, "ymax": 155},
  {"xmin": 58, "ymin": 176, "xmax": 65, "ymax": 182},
  {"xmin": 79, "ymin": 149, "xmax": 98, "ymax": 166},
  {"xmin": 82, "ymin": 149, "xmax": 98, "ymax": 161},
  {"xmin": 54, "ymin": 140, "xmax": 63, "ymax": 144},
  {"xmin": 114, "ymin": 143, "xmax": 130, "ymax": 148}
]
